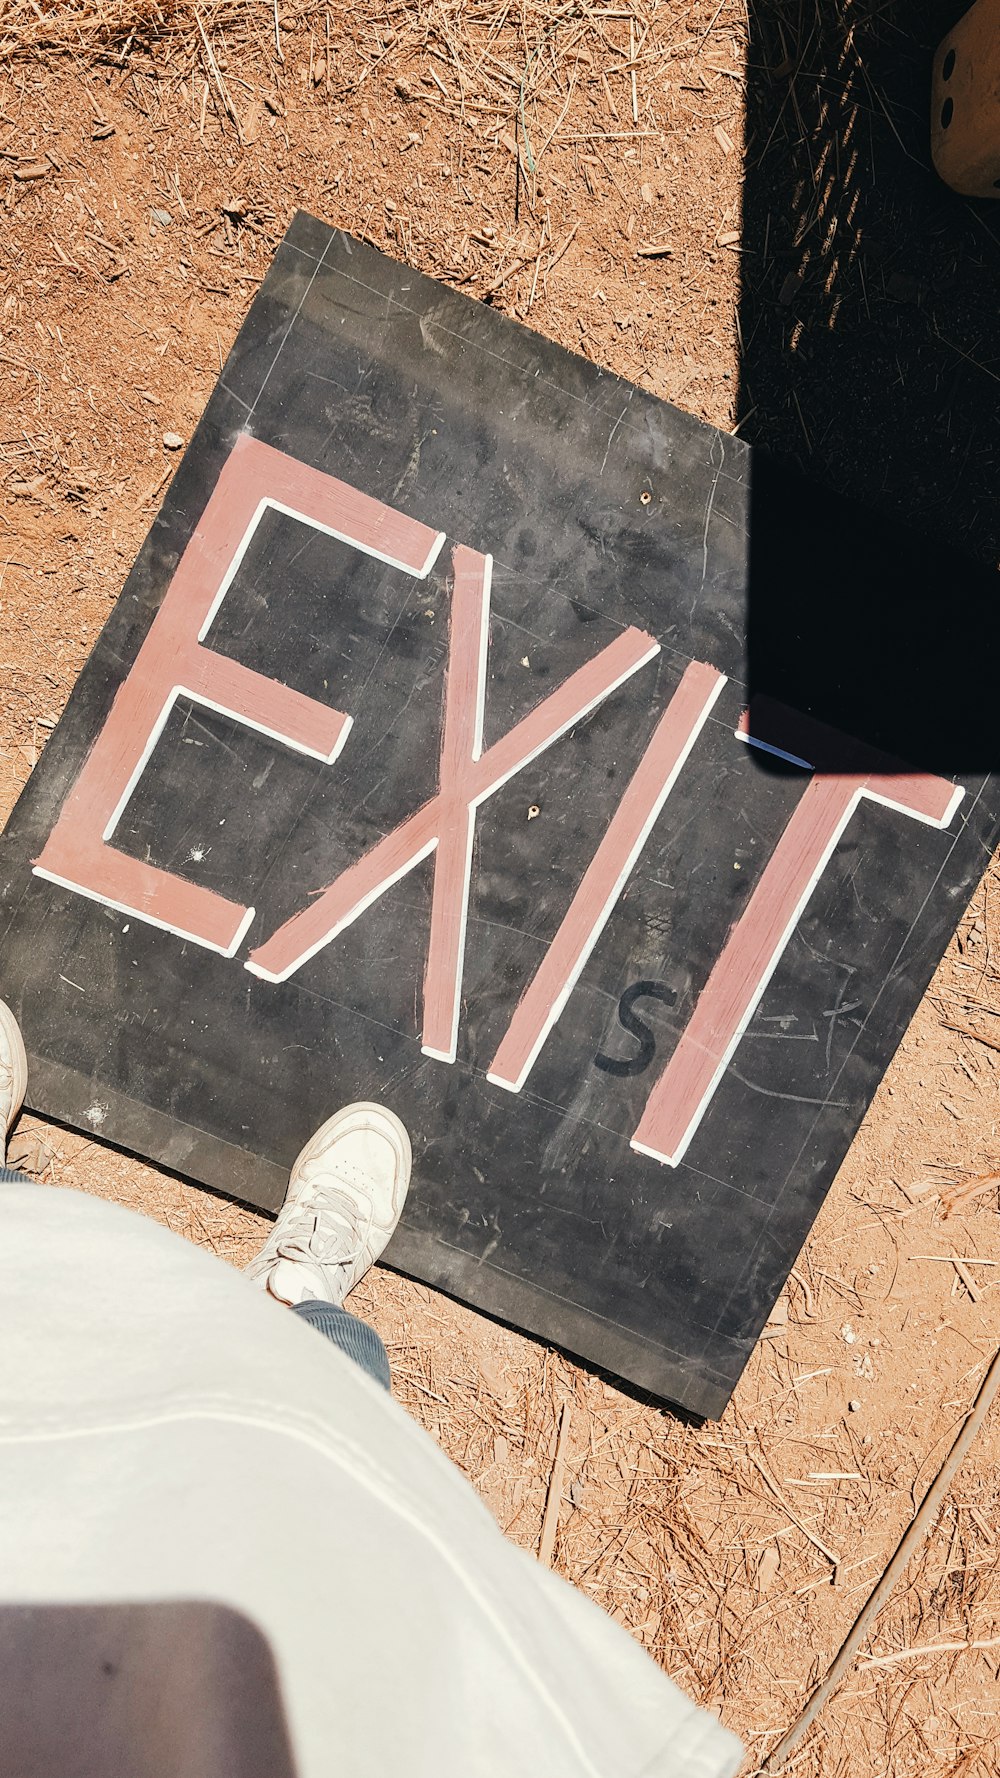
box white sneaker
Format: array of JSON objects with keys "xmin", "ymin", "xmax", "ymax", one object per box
[
  {"xmin": 246, "ymin": 1102, "xmax": 412, "ymax": 1308},
  {"xmin": 0, "ymin": 999, "xmax": 27, "ymax": 1163}
]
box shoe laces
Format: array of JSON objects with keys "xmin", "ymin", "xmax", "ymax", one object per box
[{"xmin": 273, "ymin": 1178, "xmax": 376, "ymax": 1276}]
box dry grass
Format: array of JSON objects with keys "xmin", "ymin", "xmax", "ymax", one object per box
[
  {"xmin": 0, "ymin": 0, "xmax": 747, "ymax": 358},
  {"xmin": 3, "ymin": 6, "xmax": 1000, "ymax": 1774},
  {"xmin": 0, "ymin": 0, "xmax": 707, "ymax": 209}
]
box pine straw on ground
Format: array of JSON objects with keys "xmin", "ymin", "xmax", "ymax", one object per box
[
  {"xmin": 2, "ymin": 7, "xmax": 1000, "ymax": 1775},
  {"xmin": 0, "ymin": 0, "xmax": 731, "ymax": 305}
]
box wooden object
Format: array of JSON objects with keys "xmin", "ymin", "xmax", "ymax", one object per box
[{"xmin": 931, "ymin": 0, "xmax": 1000, "ymax": 197}]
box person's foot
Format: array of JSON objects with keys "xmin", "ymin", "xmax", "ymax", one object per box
[
  {"xmin": 246, "ymin": 1102, "xmax": 412, "ymax": 1308},
  {"xmin": 0, "ymin": 999, "xmax": 27, "ymax": 1163}
]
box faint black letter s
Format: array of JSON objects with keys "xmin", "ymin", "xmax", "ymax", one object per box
[{"xmin": 594, "ymin": 980, "xmax": 676, "ymax": 1078}]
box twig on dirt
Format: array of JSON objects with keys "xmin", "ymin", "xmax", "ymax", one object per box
[
  {"xmin": 526, "ymin": 217, "xmax": 550, "ymax": 311},
  {"xmin": 913, "ymin": 1254, "xmax": 998, "ymax": 1265},
  {"xmin": 911, "ymin": 1252, "xmax": 995, "ymax": 1300},
  {"xmin": 697, "ymin": 0, "xmax": 728, "ymax": 47},
  {"xmin": 600, "ymin": 67, "xmax": 619, "ymax": 120},
  {"xmin": 140, "ymin": 464, "xmax": 172, "ymax": 506},
  {"xmin": 538, "ymin": 1401, "xmax": 571, "ymax": 1567},
  {"xmin": 940, "ymin": 1168, "xmax": 1000, "ymax": 1219},
  {"xmin": 545, "ymin": 221, "xmax": 579, "ymax": 273},
  {"xmin": 194, "ymin": 10, "xmax": 244, "ymax": 145},
  {"xmin": 795, "ymin": 1553, "xmax": 880, "ymax": 1597},
  {"xmin": 952, "ymin": 1257, "xmax": 983, "ymax": 1301},
  {"xmin": 791, "ymin": 1367, "xmax": 832, "ymax": 1390},
  {"xmin": 859, "ymin": 1633, "xmax": 1000, "ymax": 1670},
  {"xmin": 941, "ymin": 1018, "xmax": 1000, "ymax": 1055},
  {"xmin": 968, "ymin": 1504, "xmax": 994, "ymax": 1543},
  {"xmin": 563, "ymin": 128, "xmax": 661, "ymax": 142},
  {"xmin": 745, "ymin": 1451, "xmax": 840, "ymax": 1567},
  {"xmin": 761, "ymin": 1343, "xmax": 1000, "ymax": 1772},
  {"xmin": 49, "ymin": 237, "xmax": 84, "ymax": 275},
  {"xmin": 484, "ymin": 255, "xmax": 527, "ymax": 293},
  {"xmin": 788, "ymin": 1266, "xmax": 816, "ymax": 1318}
]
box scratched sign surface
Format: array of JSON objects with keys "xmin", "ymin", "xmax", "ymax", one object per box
[{"xmin": 1, "ymin": 217, "xmax": 996, "ymax": 1416}]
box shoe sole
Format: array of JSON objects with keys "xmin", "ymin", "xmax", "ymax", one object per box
[{"xmin": 0, "ymin": 999, "xmax": 28, "ymax": 1135}]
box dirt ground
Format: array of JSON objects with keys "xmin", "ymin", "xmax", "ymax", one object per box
[{"xmin": 1, "ymin": 3, "xmax": 999, "ymax": 1773}]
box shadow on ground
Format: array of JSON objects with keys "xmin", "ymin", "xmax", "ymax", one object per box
[{"xmin": 739, "ymin": 0, "xmax": 1000, "ymax": 775}]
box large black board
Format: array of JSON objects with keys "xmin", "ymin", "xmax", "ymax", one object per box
[{"xmin": 1, "ymin": 214, "xmax": 995, "ymax": 1417}]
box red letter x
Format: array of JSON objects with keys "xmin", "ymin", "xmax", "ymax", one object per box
[{"xmin": 247, "ymin": 549, "xmax": 660, "ymax": 1063}]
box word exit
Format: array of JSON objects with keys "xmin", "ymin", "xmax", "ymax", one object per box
[{"xmin": 34, "ymin": 437, "xmax": 963, "ymax": 1167}]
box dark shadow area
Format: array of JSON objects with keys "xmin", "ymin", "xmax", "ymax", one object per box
[
  {"xmin": 741, "ymin": 0, "xmax": 1000, "ymax": 775},
  {"xmin": 0, "ymin": 1600, "xmax": 297, "ymax": 1778}
]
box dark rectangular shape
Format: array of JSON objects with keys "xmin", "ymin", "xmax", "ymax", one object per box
[{"xmin": 1, "ymin": 215, "xmax": 994, "ymax": 1417}]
